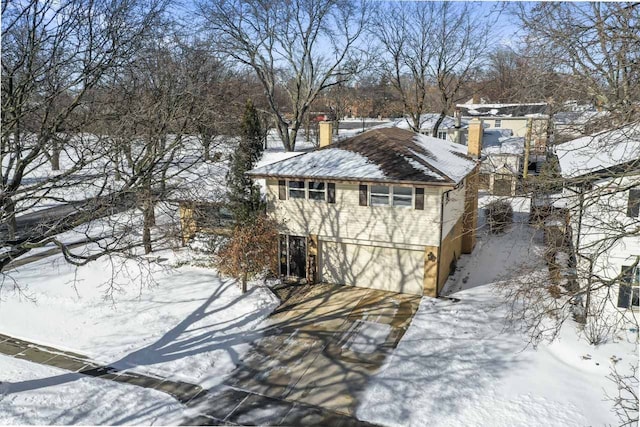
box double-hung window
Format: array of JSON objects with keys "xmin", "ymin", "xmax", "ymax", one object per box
[
  {"xmin": 370, "ymin": 185, "xmax": 390, "ymax": 206},
  {"xmin": 288, "ymin": 181, "xmax": 305, "ymax": 199},
  {"xmin": 308, "ymin": 181, "xmax": 326, "ymax": 201},
  {"xmin": 494, "ymin": 119, "xmax": 502, "ymax": 128},
  {"xmin": 618, "ymin": 262, "xmax": 640, "ymax": 309},
  {"xmin": 392, "ymin": 187, "xmax": 413, "ymax": 207},
  {"xmin": 437, "ymin": 130, "xmax": 448, "ymax": 140},
  {"xmin": 369, "ymin": 185, "xmax": 413, "ymax": 208}
]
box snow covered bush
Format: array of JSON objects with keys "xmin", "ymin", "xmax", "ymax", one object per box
[{"xmin": 486, "ymin": 200, "xmax": 513, "ymax": 233}]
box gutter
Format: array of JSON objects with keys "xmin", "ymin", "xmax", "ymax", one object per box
[{"xmin": 246, "ymin": 172, "xmax": 460, "ymax": 188}]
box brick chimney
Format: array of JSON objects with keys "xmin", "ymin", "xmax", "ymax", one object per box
[
  {"xmin": 319, "ymin": 121, "xmax": 333, "ymax": 148},
  {"xmin": 461, "ymin": 119, "xmax": 482, "ymax": 254},
  {"xmin": 472, "ymin": 93, "xmax": 480, "ymax": 104},
  {"xmin": 467, "ymin": 118, "xmax": 483, "ymax": 159}
]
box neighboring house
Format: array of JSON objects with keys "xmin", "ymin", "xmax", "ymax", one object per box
[
  {"xmin": 553, "ymin": 109, "xmax": 609, "ymax": 142},
  {"xmin": 556, "ymin": 124, "xmax": 640, "ymax": 312},
  {"xmin": 179, "ymin": 202, "xmax": 234, "ymax": 244},
  {"xmin": 247, "ymin": 124, "xmax": 482, "ymax": 297},
  {"xmin": 392, "ymin": 113, "xmax": 469, "ymax": 144},
  {"xmin": 480, "ymin": 129, "xmax": 547, "ymax": 196},
  {"xmin": 457, "ymin": 101, "xmax": 549, "ymax": 153}
]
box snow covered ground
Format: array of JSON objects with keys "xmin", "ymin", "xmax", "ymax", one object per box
[
  {"xmin": 0, "ymin": 247, "xmax": 279, "ymax": 389},
  {"xmin": 0, "ymin": 355, "xmax": 186, "ymax": 425},
  {"xmin": 357, "ymin": 203, "xmax": 638, "ymax": 427}
]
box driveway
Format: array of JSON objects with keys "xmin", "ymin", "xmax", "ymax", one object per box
[{"xmin": 226, "ymin": 283, "xmax": 421, "ymax": 416}]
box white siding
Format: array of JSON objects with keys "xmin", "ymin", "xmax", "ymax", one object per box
[
  {"xmin": 571, "ymin": 174, "xmax": 640, "ymax": 280},
  {"xmin": 566, "ymin": 173, "xmax": 640, "ymax": 316},
  {"xmin": 267, "ymin": 180, "xmax": 449, "ymax": 248},
  {"xmin": 441, "ymin": 182, "xmax": 466, "ymax": 240},
  {"xmin": 484, "ymin": 118, "xmax": 547, "ymax": 139},
  {"xmin": 320, "ymin": 241, "xmax": 424, "ymax": 295}
]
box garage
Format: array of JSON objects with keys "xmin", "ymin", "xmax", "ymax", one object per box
[{"xmin": 320, "ymin": 241, "xmax": 425, "ymax": 295}]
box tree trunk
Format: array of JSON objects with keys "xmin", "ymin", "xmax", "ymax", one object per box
[
  {"xmin": 289, "ymin": 127, "xmax": 299, "ymax": 152},
  {"xmin": 142, "ymin": 180, "xmax": 155, "ymax": 254},
  {"xmin": 3, "ymin": 197, "xmax": 17, "ymax": 241},
  {"xmin": 411, "ymin": 112, "xmax": 421, "ymax": 133},
  {"xmin": 51, "ymin": 145, "xmax": 61, "ymax": 171},
  {"xmin": 202, "ymin": 135, "xmax": 211, "ymax": 161},
  {"xmin": 432, "ymin": 112, "xmax": 447, "ymax": 138},
  {"xmin": 276, "ymin": 121, "xmax": 292, "ymax": 151},
  {"xmin": 242, "ymin": 271, "xmax": 248, "ymax": 293}
]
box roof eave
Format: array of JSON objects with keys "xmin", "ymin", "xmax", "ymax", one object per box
[{"xmin": 246, "ymin": 171, "xmax": 460, "ymax": 187}]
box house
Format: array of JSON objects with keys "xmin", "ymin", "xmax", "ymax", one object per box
[
  {"xmin": 247, "ymin": 123, "xmax": 481, "ymax": 297},
  {"xmin": 457, "ymin": 101, "xmax": 549, "ymax": 153},
  {"xmin": 479, "ymin": 128, "xmax": 548, "ymax": 196},
  {"xmin": 556, "ymin": 124, "xmax": 640, "ymax": 312},
  {"xmin": 553, "ymin": 109, "xmax": 609, "ymax": 142},
  {"xmin": 392, "ymin": 113, "xmax": 469, "ymax": 143}
]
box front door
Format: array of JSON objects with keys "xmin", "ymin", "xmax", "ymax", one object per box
[
  {"xmin": 279, "ymin": 235, "xmax": 307, "ymax": 279},
  {"xmin": 288, "ymin": 236, "xmax": 306, "ymax": 278}
]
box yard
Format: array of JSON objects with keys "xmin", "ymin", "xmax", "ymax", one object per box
[
  {"xmin": 1, "ymin": 190, "xmax": 637, "ymax": 426},
  {"xmin": 0, "ymin": 243, "xmax": 279, "ymax": 424},
  {"xmin": 357, "ymin": 198, "xmax": 638, "ymax": 426}
]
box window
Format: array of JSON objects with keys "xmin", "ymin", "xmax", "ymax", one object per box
[
  {"xmin": 278, "ymin": 180, "xmax": 287, "ymax": 200},
  {"xmin": 437, "ymin": 131, "xmax": 448, "ymax": 140},
  {"xmin": 308, "ymin": 181, "xmax": 325, "ymax": 201},
  {"xmin": 369, "ymin": 185, "xmax": 413, "ymax": 207},
  {"xmin": 494, "ymin": 119, "xmax": 502, "ymax": 128},
  {"xmin": 618, "ymin": 263, "xmax": 640, "ymax": 309},
  {"xmin": 628, "ymin": 189, "xmax": 640, "ymax": 218},
  {"xmin": 288, "ymin": 181, "xmax": 305, "ymax": 199},
  {"xmin": 392, "ymin": 187, "xmax": 413, "ymax": 207},
  {"xmin": 370, "ymin": 185, "xmax": 389, "ymax": 206}
]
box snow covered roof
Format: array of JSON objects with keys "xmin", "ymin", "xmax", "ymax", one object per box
[
  {"xmin": 483, "ymin": 136, "xmax": 525, "ymax": 156},
  {"xmin": 481, "ymin": 129, "xmax": 515, "ymax": 150},
  {"xmin": 392, "ymin": 114, "xmax": 469, "ymax": 131},
  {"xmin": 553, "ymin": 110, "xmax": 608, "ymax": 126},
  {"xmin": 456, "ymin": 103, "xmax": 548, "ymax": 118},
  {"xmin": 556, "ymin": 123, "xmax": 640, "ymax": 179},
  {"xmin": 247, "ymin": 128, "xmax": 477, "ymax": 185}
]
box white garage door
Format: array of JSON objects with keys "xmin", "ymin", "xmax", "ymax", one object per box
[{"xmin": 320, "ymin": 241, "xmax": 424, "ymax": 295}]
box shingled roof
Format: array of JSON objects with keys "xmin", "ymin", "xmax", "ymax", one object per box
[{"xmin": 247, "ymin": 128, "xmax": 477, "ymax": 185}]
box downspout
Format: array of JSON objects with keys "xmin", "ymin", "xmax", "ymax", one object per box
[{"xmin": 575, "ymin": 184, "xmax": 584, "ymax": 253}]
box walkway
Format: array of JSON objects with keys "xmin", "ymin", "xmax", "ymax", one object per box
[{"xmin": 0, "ymin": 329, "xmax": 378, "ymax": 426}]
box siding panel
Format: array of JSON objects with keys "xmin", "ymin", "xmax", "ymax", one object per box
[{"xmin": 267, "ymin": 179, "xmax": 447, "ymax": 247}]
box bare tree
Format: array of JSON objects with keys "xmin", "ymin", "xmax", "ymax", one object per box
[
  {"xmin": 372, "ymin": 2, "xmax": 493, "ymax": 135},
  {"xmin": 99, "ymin": 26, "xmax": 203, "ymax": 255},
  {"xmin": 181, "ymin": 39, "xmax": 247, "ymax": 161},
  {"xmin": 1, "ymin": 0, "xmax": 166, "ymax": 269},
  {"xmin": 607, "ymin": 363, "xmax": 639, "ymax": 427},
  {"xmin": 200, "ymin": 0, "xmax": 369, "ymax": 151},
  {"xmin": 516, "ymin": 2, "xmax": 640, "ymax": 122}
]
